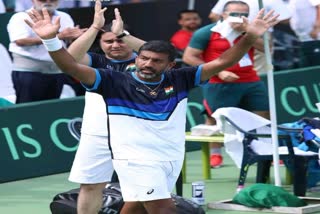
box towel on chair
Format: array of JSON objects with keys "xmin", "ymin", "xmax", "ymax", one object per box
[
  {"xmin": 212, "ymin": 107, "xmax": 318, "ymax": 168},
  {"xmin": 212, "ymin": 107, "xmax": 271, "ymax": 168}
]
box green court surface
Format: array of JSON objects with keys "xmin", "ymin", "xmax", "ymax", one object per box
[{"xmin": 1, "ymin": 150, "xmax": 320, "ymax": 213}]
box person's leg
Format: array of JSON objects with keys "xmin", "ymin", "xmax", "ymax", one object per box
[
  {"xmin": 78, "ymin": 182, "xmax": 107, "ymax": 214},
  {"xmin": 69, "ymin": 134, "xmax": 114, "ymax": 214},
  {"xmin": 11, "ymin": 71, "xmax": 41, "ymax": 103},
  {"xmin": 202, "ymin": 88, "xmax": 223, "ymax": 168},
  {"xmin": 120, "ymin": 202, "xmax": 147, "ymax": 214},
  {"xmin": 203, "ymin": 83, "xmax": 243, "ymax": 168},
  {"xmin": 203, "ymin": 115, "xmax": 223, "ymax": 168},
  {"xmin": 241, "ymin": 81, "xmax": 272, "ymax": 182},
  {"xmin": 113, "ymin": 159, "xmax": 181, "ymax": 214},
  {"xmin": 144, "ymin": 198, "xmax": 176, "ymax": 214}
]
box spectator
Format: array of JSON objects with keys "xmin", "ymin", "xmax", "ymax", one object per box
[
  {"xmin": 208, "ymin": 0, "xmax": 291, "ymax": 75},
  {"xmin": 0, "ymin": 43, "xmax": 16, "ymax": 104},
  {"xmin": 25, "ymin": 5, "xmax": 278, "ymax": 213},
  {"xmin": 288, "ymin": 0, "xmax": 320, "ymax": 41},
  {"xmin": 170, "ymin": 9, "xmax": 202, "ymax": 52},
  {"xmin": 183, "ymin": 1, "xmax": 270, "ymax": 168},
  {"xmin": 7, "ymin": 0, "xmax": 86, "ymax": 103}
]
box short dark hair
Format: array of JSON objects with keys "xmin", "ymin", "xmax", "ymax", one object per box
[
  {"xmin": 223, "ymin": 0, "xmax": 249, "ymax": 12},
  {"xmin": 177, "ymin": 9, "xmax": 200, "ymax": 20},
  {"xmin": 138, "ymin": 40, "xmax": 177, "ymax": 62}
]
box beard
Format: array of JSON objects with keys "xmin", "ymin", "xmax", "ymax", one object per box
[{"xmin": 136, "ymin": 67, "xmax": 160, "ymax": 80}]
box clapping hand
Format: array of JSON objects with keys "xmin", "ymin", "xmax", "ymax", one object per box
[
  {"xmin": 92, "ymin": 0, "xmax": 107, "ymax": 29},
  {"xmin": 112, "ymin": 8, "xmax": 124, "ymax": 35}
]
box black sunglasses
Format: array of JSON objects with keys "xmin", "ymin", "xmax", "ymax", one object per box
[{"xmin": 228, "ymin": 12, "xmax": 249, "ymax": 18}]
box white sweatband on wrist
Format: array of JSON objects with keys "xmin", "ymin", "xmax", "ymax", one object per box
[{"xmin": 41, "ymin": 36, "xmax": 63, "ymax": 52}]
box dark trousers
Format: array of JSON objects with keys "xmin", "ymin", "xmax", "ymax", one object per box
[{"xmin": 12, "ymin": 71, "xmax": 65, "ymax": 103}]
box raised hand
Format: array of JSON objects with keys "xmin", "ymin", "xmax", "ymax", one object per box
[
  {"xmin": 244, "ymin": 9, "xmax": 280, "ymax": 39},
  {"xmin": 112, "ymin": 8, "xmax": 124, "ymax": 35},
  {"xmin": 246, "ymin": 9, "xmax": 279, "ymax": 37},
  {"xmin": 92, "ymin": 0, "xmax": 107, "ymax": 29},
  {"xmin": 25, "ymin": 8, "xmax": 60, "ymax": 39}
]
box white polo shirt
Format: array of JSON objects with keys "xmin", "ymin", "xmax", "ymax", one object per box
[
  {"xmin": 288, "ymin": 0, "xmax": 320, "ymax": 41},
  {"xmin": 7, "ymin": 9, "xmax": 74, "ymax": 62}
]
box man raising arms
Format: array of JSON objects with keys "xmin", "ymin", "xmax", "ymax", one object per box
[{"xmin": 25, "ymin": 7, "xmax": 278, "ymax": 213}]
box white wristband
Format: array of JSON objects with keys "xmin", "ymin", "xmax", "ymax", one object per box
[{"xmin": 41, "ymin": 36, "xmax": 62, "ymax": 52}]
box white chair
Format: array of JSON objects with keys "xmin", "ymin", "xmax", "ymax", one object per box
[{"xmin": 212, "ymin": 107, "xmax": 319, "ymax": 196}]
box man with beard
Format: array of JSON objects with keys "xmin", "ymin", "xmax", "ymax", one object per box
[
  {"xmin": 170, "ymin": 9, "xmax": 202, "ymax": 52},
  {"xmin": 25, "ymin": 5, "xmax": 278, "ymax": 213},
  {"xmin": 7, "ymin": 0, "xmax": 86, "ymax": 103}
]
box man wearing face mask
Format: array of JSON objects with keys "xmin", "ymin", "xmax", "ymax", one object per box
[
  {"xmin": 7, "ymin": 0, "xmax": 86, "ymax": 103},
  {"xmin": 183, "ymin": 0, "xmax": 270, "ymax": 168}
]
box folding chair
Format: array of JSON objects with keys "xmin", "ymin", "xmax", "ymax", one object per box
[{"xmin": 213, "ymin": 107, "xmax": 319, "ymax": 196}]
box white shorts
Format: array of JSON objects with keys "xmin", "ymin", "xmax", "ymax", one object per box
[
  {"xmin": 112, "ymin": 159, "xmax": 183, "ymax": 202},
  {"xmin": 68, "ymin": 133, "xmax": 113, "ymax": 184}
]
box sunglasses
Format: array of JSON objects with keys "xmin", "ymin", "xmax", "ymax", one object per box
[{"xmin": 228, "ymin": 12, "xmax": 249, "ymax": 18}]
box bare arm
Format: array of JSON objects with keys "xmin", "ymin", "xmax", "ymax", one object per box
[
  {"xmin": 67, "ymin": 26, "xmax": 100, "ymax": 65},
  {"xmin": 15, "ymin": 37, "xmax": 43, "ymax": 46},
  {"xmin": 111, "ymin": 8, "xmax": 146, "ymax": 52},
  {"xmin": 49, "ymin": 47, "xmax": 96, "ymax": 85},
  {"xmin": 25, "ymin": 8, "xmax": 96, "ymax": 86},
  {"xmin": 310, "ymin": 5, "xmax": 320, "ymax": 39},
  {"xmin": 182, "ymin": 47, "xmax": 205, "ymax": 66},
  {"xmin": 252, "ymin": 37, "xmax": 265, "ymax": 52},
  {"xmin": 121, "ymin": 35, "xmax": 146, "ymax": 52},
  {"xmin": 200, "ymin": 9, "xmax": 279, "ymax": 81},
  {"xmin": 67, "ymin": 0, "xmax": 106, "ymax": 65},
  {"xmin": 15, "ymin": 27, "xmax": 86, "ymax": 47}
]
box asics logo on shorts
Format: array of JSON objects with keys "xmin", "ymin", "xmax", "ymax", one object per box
[{"xmin": 147, "ymin": 189, "xmax": 154, "ymax": 195}]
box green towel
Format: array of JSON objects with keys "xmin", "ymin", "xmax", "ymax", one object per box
[{"xmin": 232, "ymin": 183, "xmax": 307, "ymax": 208}]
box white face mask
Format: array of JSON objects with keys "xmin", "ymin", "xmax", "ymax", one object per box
[{"xmin": 210, "ymin": 18, "xmax": 243, "ymax": 45}]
